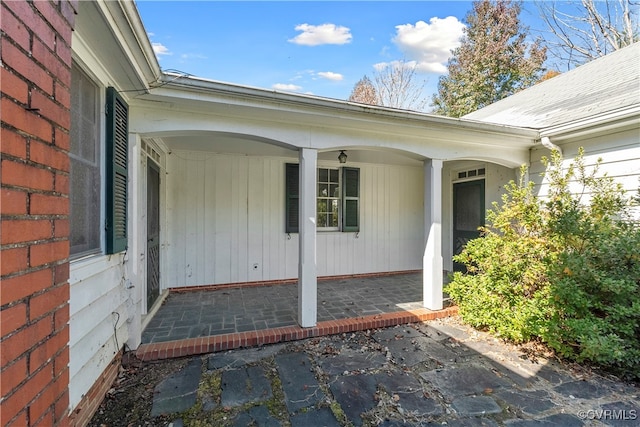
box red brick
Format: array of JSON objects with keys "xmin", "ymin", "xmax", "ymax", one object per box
[
  {"xmin": 30, "ymin": 139, "xmax": 70, "ymax": 172},
  {"xmin": 0, "ymin": 362, "xmax": 55, "ymax": 422},
  {"xmin": 56, "ymin": 33, "xmax": 73, "ymax": 65},
  {"xmin": 30, "ymin": 90, "xmax": 71, "ymax": 132},
  {"xmin": 0, "ymin": 302, "xmax": 27, "ymax": 338},
  {"xmin": 0, "ymin": 38, "xmax": 54, "ymax": 95},
  {"xmin": 0, "ymin": 97, "xmax": 53, "ymax": 142},
  {"xmin": 0, "ymin": 316, "xmax": 53, "ymax": 366},
  {"xmin": 1, "ymin": 219, "xmax": 52, "ymax": 245},
  {"xmin": 0, "ymin": 247, "xmax": 28, "ymax": 277},
  {"xmin": 30, "ymin": 285, "xmax": 67, "ymax": 320},
  {"xmin": 54, "ymin": 389, "xmax": 69, "ymax": 421},
  {"xmin": 53, "ymin": 127, "xmax": 70, "ymax": 151},
  {"xmin": 53, "ymin": 263, "xmax": 69, "ymax": 285},
  {"xmin": 0, "ymin": 356, "xmax": 27, "ymax": 397},
  {"xmin": 4, "ymin": 409, "xmax": 27, "ymax": 427},
  {"xmin": 60, "ymin": 0, "xmax": 77, "ymax": 27},
  {"xmin": 0, "ymin": 127, "xmax": 28, "ymax": 159},
  {"xmin": 1, "ymin": 188, "xmax": 28, "ymax": 215},
  {"xmin": 29, "ymin": 330, "xmax": 66, "ymax": 376},
  {"xmin": 34, "ymin": 0, "xmax": 73, "ymax": 44},
  {"xmin": 32, "ymin": 38, "xmax": 71, "ymax": 90},
  {"xmin": 53, "ymin": 219, "xmax": 69, "ymax": 238},
  {"xmin": 32, "ymin": 408, "xmax": 54, "ymax": 427},
  {"xmin": 0, "ymin": 3, "xmax": 31, "ymax": 51},
  {"xmin": 54, "ymin": 173, "xmax": 69, "ymax": 197},
  {"xmin": 30, "ymin": 240, "xmax": 68, "ymax": 267},
  {"xmin": 53, "ymin": 305, "xmax": 69, "ymax": 333},
  {"xmin": 1, "ymin": 67, "xmax": 29, "ymax": 104},
  {"xmin": 0, "ymin": 268, "xmax": 52, "ymax": 305},
  {"xmin": 1, "ymin": 159, "xmax": 54, "ymax": 192},
  {"xmin": 53, "ymin": 339, "xmax": 69, "ymax": 375},
  {"xmin": 3, "ymin": 0, "xmax": 56, "ymax": 48},
  {"xmin": 54, "ymin": 81, "xmax": 71, "ymax": 113},
  {"xmin": 30, "ymin": 193, "xmax": 69, "ymax": 215}
]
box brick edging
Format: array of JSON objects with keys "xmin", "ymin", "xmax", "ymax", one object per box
[{"xmin": 135, "ymin": 306, "xmax": 458, "ymax": 362}]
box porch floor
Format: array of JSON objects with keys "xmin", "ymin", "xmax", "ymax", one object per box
[{"xmin": 136, "ymin": 272, "xmax": 457, "ymax": 361}]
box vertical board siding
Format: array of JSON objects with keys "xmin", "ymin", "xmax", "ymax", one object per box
[{"xmin": 166, "ymin": 151, "xmax": 424, "ymax": 287}]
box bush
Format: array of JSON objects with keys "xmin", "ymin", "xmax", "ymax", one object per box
[{"xmin": 447, "ymin": 149, "xmax": 640, "ymax": 379}]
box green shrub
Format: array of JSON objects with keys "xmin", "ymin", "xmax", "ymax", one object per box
[{"xmin": 447, "ymin": 149, "xmax": 640, "ymax": 379}]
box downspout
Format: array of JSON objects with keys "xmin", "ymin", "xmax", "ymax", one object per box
[{"xmin": 540, "ymin": 136, "xmax": 562, "ymax": 156}]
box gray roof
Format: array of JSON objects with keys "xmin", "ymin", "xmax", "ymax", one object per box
[{"xmin": 464, "ymin": 42, "xmax": 640, "ymax": 129}]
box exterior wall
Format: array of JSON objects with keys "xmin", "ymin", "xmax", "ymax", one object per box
[
  {"xmin": 0, "ymin": 1, "xmax": 76, "ymax": 425},
  {"xmin": 165, "ymin": 151, "xmax": 424, "ymax": 288},
  {"xmin": 441, "ymin": 160, "xmax": 518, "ymax": 272},
  {"xmin": 530, "ymin": 129, "xmax": 640, "ymax": 218},
  {"xmin": 66, "ymin": 39, "xmax": 134, "ymax": 421}
]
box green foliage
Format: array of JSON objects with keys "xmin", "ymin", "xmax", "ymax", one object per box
[
  {"xmin": 447, "ymin": 149, "xmax": 640, "ymax": 379},
  {"xmin": 432, "ymin": 0, "xmax": 547, "ymax": 117}
]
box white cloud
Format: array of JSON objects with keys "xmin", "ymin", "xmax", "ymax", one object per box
[
  {"xmin": 392, "ymin": 16, "xmax": 465, "ymax": 74},
  {"xmin": 152, "ymin": 42, "xmax": 172, "ymax": 56},
  {"xmin": 289, "ymin": 23, "xmax": 352, "ymax": 46},
  {"xmin": 317, "ymin": 71, "xmax": 343, "ymax": 81},
  {"xmin": 272, "ymin": 83, "xmax": 303, "ymax": 92},
  {"xmin": 180, "ymin": 53, "xmax": 207, "ymax": 60}
]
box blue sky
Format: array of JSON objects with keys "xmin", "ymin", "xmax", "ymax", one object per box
[{"xmin": 136, "ymin": 1, "xmax": 545, "ymax": 104}]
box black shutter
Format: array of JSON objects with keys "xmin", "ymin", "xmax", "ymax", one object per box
[
  {"xmin": 342, "ymin": 167, "xmax": 360, "ymax": 232},
  {"xmin": 105, "ymin": 87, "xmax": 128, "ymax": 254},
  {"xmin": 285, "ymin": 163, "xmax": 299, "ymax": 233}
]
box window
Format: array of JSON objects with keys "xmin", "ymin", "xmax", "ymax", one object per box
[
  {"xmin": 317, "ymin": 168, "xmax": 340, "ymax": 229},
  {"xmin": 69, "ymin": 63, "xmax": 129, "ymax": 258},
  {"xmin": 70, "ymin": 65, "xmax": 101, "ymax": 257},
  {"xmin": 285, "ymin": 164, "xmax": 359, "ymax": 233}
]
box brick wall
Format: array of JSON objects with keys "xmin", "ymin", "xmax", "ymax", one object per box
[{"xmin": 1, "ymin": 1, "xmax": 77, "ymax": 425}]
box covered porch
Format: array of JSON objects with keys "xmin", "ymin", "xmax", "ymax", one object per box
[
  {"xmin": 135, "ymin": 271, "xmax": 458, "ymax": 361},
  {"xmin": 126, "ymin": 73, "xmax": 539, "ymax": 352}
]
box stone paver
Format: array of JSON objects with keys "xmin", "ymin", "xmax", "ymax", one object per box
[
  {"xmin": 133, "ymin": 319, "xmax": 640, "ymax": 426},
  {"xmin": 150, "ymin": 358, "xmax": 201, "ymax": 417},
  {"xmin": 221, "ymin": 365, "xmax": 272, "ymax": 406},
  {"xmin": 142, "ymin": 273, "xmax": 427, "ymax": 344}
]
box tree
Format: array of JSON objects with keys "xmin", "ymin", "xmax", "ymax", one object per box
[
  {"xmin": 348, "ymin": 75, "xmax": 378, "ymax": 105},
  {"xmin": 347, "ymin": 60, "xmax": 429, "ymax": 111},
  {"xmin": 372, "ymin": 60, "xmax": 429, "ymax": 111},
  {"xmin": 536, "ymin": 0, "xmax": 639, "ymax": 70},
  {"xmin": 432, "ymin": 0, "xmax": 547, "ymax": 117}
]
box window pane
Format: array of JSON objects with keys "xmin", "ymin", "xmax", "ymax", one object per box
[
  {"xmin": 317, "ymin": 199, "xmax": 327, "ymax": 213},
  {"xmin": 318, "ymin": 183, "xmax": 328, "ymax": 197},
  {"xmin": 70, "ymin": 64, "xmax": 101, "ymax": 257},
  {"xmin": 318, "ymin": 168, "xmax": 328, "ymax": 182},
  {"xmin": 329, "ymin": 169, "xmax": 339, "ymax": 182},
  {"xmin": 317, "ymin": 213, "xmax": 327, "ymax": 228},
  {"xmin": 330, "ymin": 184, "xmax": 339, "ymax": 198}
]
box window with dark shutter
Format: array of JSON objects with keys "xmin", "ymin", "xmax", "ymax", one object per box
[
  {"xmin": 285, "ymin": 163, "xmax": 360, "ymax": 233},
  {"xmin": 285, "ymin": 163, "xmax": 299, "ymax": 233},
  {"xmin": 105, "ymin": 87, "xmax": 128, "ymax": 254},
  {"xmin": 342, "ymin": 167, "xmax": 360, "ymax": 232}
]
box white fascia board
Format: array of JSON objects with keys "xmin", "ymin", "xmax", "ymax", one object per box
[
  {"xmin": 148, "ymin": 74, "xmax": 539, "ymax": 145},
  {"xmin": 94, "ymin": 0, "xmax": 161, "ymax": 92},
  {"xmin": 539, "ymin": 105, "xmax": 640, "ymax": 143}
]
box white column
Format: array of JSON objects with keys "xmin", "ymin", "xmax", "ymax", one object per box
[
  {"xmin": 423, "ymin": 159, "xmax": 443, "ymax": 310},
  {"xmin": 126, "ymin": 133, "xmax": 143, "ymax": 349},
  {"xmin": 298, "ymin": 148, "xmax": 317, "ymax": 327}
]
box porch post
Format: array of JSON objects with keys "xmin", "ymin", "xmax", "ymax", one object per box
[
  {"xmin": 423, "ymin": 159, "xmax": 443, "ymax": 310},
  {"xmin": 298, "ymin": 148, "xmax": 317, "ymax": 327}
]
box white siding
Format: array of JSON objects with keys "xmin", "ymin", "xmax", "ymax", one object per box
[
  {"xmin": 69, "ymin": 255, "xmax": 131, "ymax": 409},
  {"xmin": 530, "ymin": 129, "xmax": 640, "ymax": 217},
  {"xmin": 165, "ymin": 151, "xmax": 424, "ymax": 288}
]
